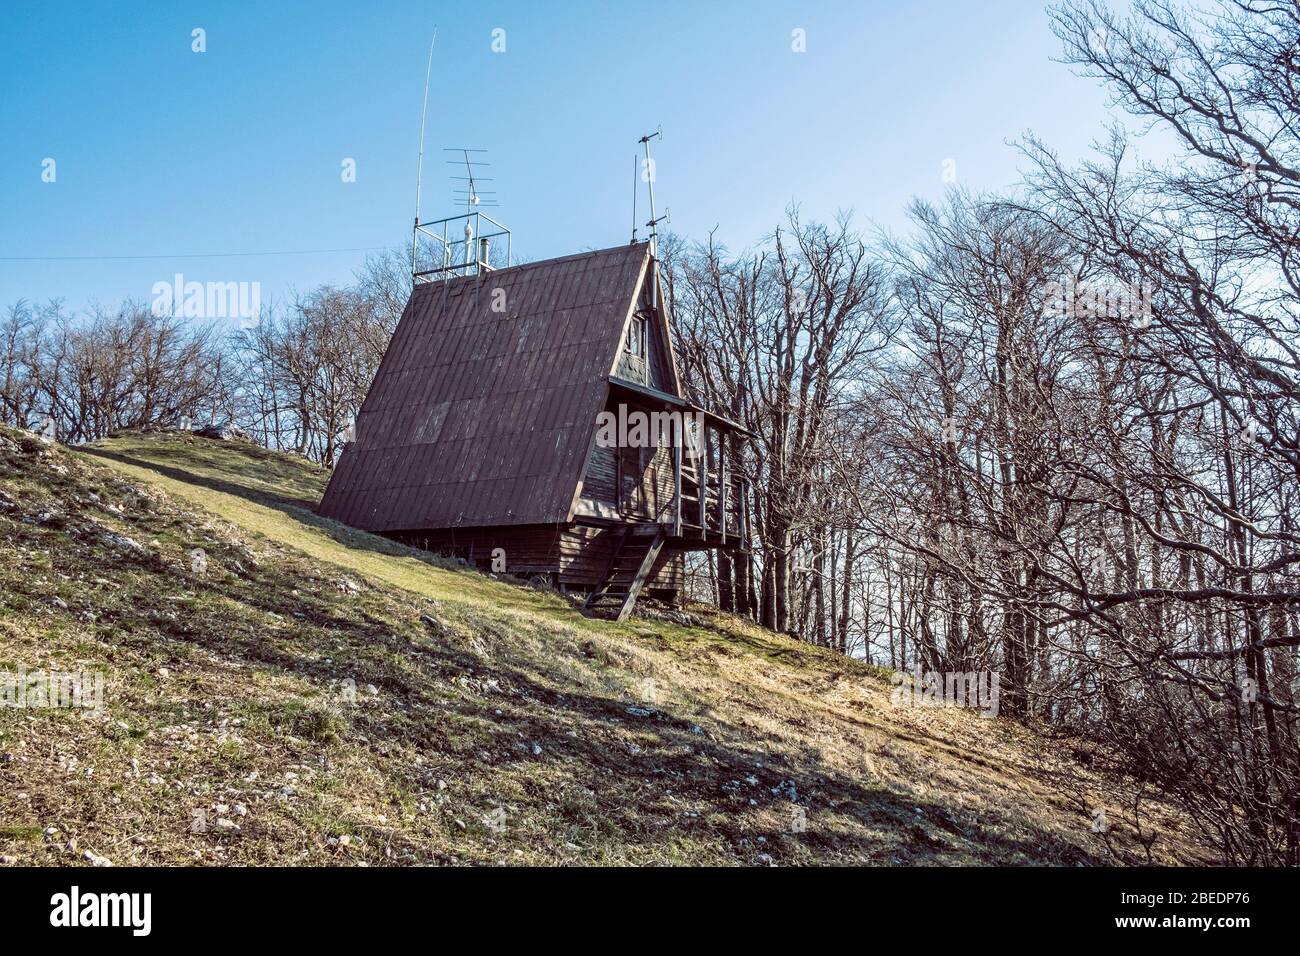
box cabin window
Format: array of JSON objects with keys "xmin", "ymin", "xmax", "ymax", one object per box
[{"xmin": 625, "ymin": 316, "xmax": 647, "ymax": 358}]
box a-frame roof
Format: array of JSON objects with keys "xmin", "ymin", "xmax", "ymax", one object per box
[{"xmin": 317, "ymin": 242, "xmax": 653, "ymax": 532}]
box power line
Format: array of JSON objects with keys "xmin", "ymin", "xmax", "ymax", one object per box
[{"xmin": 0, "ymin": 245, "xmax": 394, "ymax": 263}]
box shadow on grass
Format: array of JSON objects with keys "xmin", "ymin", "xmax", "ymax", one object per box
[{"xmin": 128, "ymin": 558, "xmax": 1098, "ymax": 865}]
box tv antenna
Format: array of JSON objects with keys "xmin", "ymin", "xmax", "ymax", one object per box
[
  {"xmin": 446, "ymin": 148, "xmax": 498, "ymax": 211},
  {"xmin": 412, "ymin": 146, "xmax": 511, "ymax": 283},
  {"xmin": 412, "ymin": 25, "xmax": 438, "ymax": 279}
]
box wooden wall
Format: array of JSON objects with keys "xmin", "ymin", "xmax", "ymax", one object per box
[
  {"xmin": 387, "ymin": 521, "xmax": 683, "ymax": 599},
  {"xmin": 557, "ymin": 524, "xmax": 682, "ymax": 593},
  {"xmin": 586, "ymin": 442, "xmax": 618, "ymax": 504},
  {"xmin": 582, "ymin": 394, "xmax": 680, "ymax": 523},
  {"xmin": 389, "ymin": 525, "xmax": 564, "ymax": 576}
]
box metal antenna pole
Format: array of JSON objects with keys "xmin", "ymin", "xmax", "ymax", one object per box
[
  {"xmin": 462, "ymin": 149, "xmax": 476, "ymax": 213},
  {"xmin": 639, "ymin": 127, "xmax": 661, "ymax": 255},
  {"xmin": 631, "ymin": 154, "xmax": 638, "ymax": 243},
  {"xmin": 413, "ymin": 26, "xmax": 438, "ymax": 280},
  {"xmin": 638, "ymin": 127, "xmax": 663, "ymax": 306}
]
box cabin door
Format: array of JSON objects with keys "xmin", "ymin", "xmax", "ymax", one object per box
[{"xmin": 617, "ymin": 445, "xmax": 653, "ymax": 519}]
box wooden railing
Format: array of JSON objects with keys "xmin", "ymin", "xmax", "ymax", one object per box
[{"xmin": 673, "ymin": 439, "xmax": 749, "ymax": 546}]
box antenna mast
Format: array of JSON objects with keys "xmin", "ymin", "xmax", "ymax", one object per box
[
  {"xmin": 638, "ymin": 127, "xmax": 668, "ymax": 307},
  {"xmin": 413, "ymin": 25, "xmax": 438, "ymax": 280},
  {"xmin": 638, "ymin": 127, "xmax": 663, "ymax": 255}
]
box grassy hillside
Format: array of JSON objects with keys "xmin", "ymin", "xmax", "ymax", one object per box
[{"xmin": 0, "ymin": 427, "xmax": 1205, "ymax": 866}]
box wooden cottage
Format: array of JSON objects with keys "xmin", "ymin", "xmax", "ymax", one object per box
[{"xmin": 317, "ymin": 239, "xmax": 750, "ymax": 619}]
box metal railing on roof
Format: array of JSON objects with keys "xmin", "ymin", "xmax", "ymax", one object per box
[{"xmin": 412, "ymin": 211, "xmax": 512, "ymax": 284}]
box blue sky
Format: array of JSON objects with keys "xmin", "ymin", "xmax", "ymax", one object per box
[{"xmin": 1, "ymin": 0, "xmax": 1134, "ymax": 314}]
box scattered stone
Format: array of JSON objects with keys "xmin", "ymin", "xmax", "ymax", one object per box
[
  {"xmin": 770, "ymin": 780, "xmax": 798, "ymax": 802},
  {"xmin": 100, "ymin": 531, "xmax": 148, "ymax": 556},
  {"xmin": 194, "ymin": 423, "xmax": 250, "ymax": 442}
]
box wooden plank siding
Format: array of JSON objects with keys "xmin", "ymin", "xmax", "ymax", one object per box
[
  {"xmin": 584, "ymin": 442, "xmax": 618, "ymax": 505},
  {"xmin": 388, "ymin": 522, "xmax": 681, "ymax": 595},
  {"xmin": 579, "ymin": 391, "xmax": 682, "ymax": 524}
]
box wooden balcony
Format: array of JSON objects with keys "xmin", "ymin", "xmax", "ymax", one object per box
[
  {"xmin": 666, "ymin": 424, "xmax": 750, "ymax": 552},
  {"xmin": 601, "ymin": 376, "xmax": 752, "ymax": 553}
]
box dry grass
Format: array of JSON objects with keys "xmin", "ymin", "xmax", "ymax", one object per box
[{"xmin": 0, "ymin": 428, "xmax": 1209, "ymax": 866}]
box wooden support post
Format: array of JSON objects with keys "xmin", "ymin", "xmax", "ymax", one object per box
[
  {"xmin": 672, "ymin": 423, "xmax": 682, "ymax": 537},
  {"xmin": 741, "ymin": 477, "xmax": 750, "ymax": 548},
  {"xmin": 698, "ymin": 423, "xmax": 709, "ymax": 533},
  {"xmin": 719, "ymin": 439, "xmax": 729, "ymax": 541},
  {"xmin": 615, "ymin": 530, "xmax": 665, "ymax": 623}
]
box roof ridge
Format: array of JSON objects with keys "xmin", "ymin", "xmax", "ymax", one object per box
[{"xmin": 414, "ymin": 242, "xmax": 648, "ymax": 297}]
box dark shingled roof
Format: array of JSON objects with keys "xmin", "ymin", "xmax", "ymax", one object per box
[{"xmin": 317, "ymin": 242, "xmax": 651, "ymax": 532}]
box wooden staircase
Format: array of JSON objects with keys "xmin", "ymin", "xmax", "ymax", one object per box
[{"xmin": 583, "ymin": 525, "xmax": 665, "ymax": 622}]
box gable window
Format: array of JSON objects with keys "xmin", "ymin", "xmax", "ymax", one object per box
[{"xmin": 625, "ymin": 315, "xmax": 648, "ymax": 358}]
